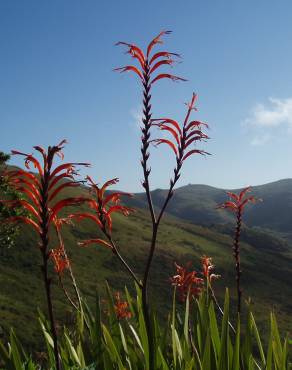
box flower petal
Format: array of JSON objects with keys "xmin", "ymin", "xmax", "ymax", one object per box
[
  {"xmin": 68, "ymin": 212, "xmax": 103, "ymax": 228},
  {"xmin": 149, "ymin": 51, "xmax": 181, "ymax": 65},
  {"xmin": 114, "ymin": 66, "xmax": 143, "ymax": 80},
  {"xmin": 49, "ymin": 197, "xmax": 91, "ymax": 223},
  {"xmin": 147, "ymin": 30, "xmax": 172, "ymax": 57},
  {"xmin": 185, "ymin": 121, "xmax": 209, "ymax": 131},
  {"xmin": 157, "ymin": 125, "xmax": 180, "ymax": 145},
  {"xmin": 78, "ymin": 238, "xmax": 113, "ymax": 249},
  {"xmin": 150, "ymin": 73, "xmax": 187, "ymax": 85},
  {"xmin": 151, "ymin": 118, "xmax": 182, "ymax": 135},
  {"xmin": 100, "ymin": 178, "xmax": 119, "ymax": 198},
  {"xmin": 50, "ymin": 163, "xmax": 90, "ymax": 179},
  {"xmin": 151, "ymin": 139, "xmax": 178, "ymax": 156},
  {"xmin": 182, "ymin": 149, "xmax": 210, "ymax": 161},
  {"xmin": 48, "ymin": 181, "xmax": 80, "ymax": 202},
  {"xmin": 149, "ymin": 59, "xmax": 174, "ymax": 74}
]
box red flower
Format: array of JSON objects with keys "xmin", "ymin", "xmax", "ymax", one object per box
[
  {"xmin": 114, "ymin": 292, "xmax": 132, "ymax": 320},
  {"xmin": 151, "ymin": 93, "xmax": 210, "ymax": 162},
  {"xmin": 2, "ymin": 140, "xmax": 90, "ymax": 239},
  {"xmin": 218, "ymin": 186, "xmax": 259, "ymax": 213},
  {"xmin": 217, "ymin": 186, "xmax": 260, "ymax": 313},
  {"xmin": 50, "ymin": 247, "xmax": 70, "ymax": 275},
  {"xmin": 115, "ymin": 30, "xmax": 185, "ymax": 86},
  {"xmin": 70, "ymin": 176, "xmax": 134, "ymax": 248},
  {"xmin": 201, "ymin": 255, "xmax": 220, "ymax": 283},
  {"xmin": 171, "ymin": 262, "xmax": 203, "ymax": 302}
]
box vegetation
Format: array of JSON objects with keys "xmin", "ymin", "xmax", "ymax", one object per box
[
  {"xmin": 0, "ymin": 152, "xmax": 21, "ymax": 251},
  {"xmin": 0, "ymin": 30, "xmax": 291, "ymax": 369}
]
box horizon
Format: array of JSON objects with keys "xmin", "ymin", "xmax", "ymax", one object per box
[
  {"xmin": 1, "ymin": 0, "xmax": 292, "ymax": 192},
  {"xmin": 3, "ymin": 161, "xmax": 292, "ymax": 193}
]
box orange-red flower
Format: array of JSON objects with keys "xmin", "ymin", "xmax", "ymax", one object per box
[
  {"xmin": 151, "ymin": 93, "xmax": 210, "ymax": 162},
  {"xmin": 70, "ymin": 176, "xmax": 134, "ymax": 248},
  {"xmin": 217, "ymin": 186, "xmax": 259, "ymax": 213},
  {"xmin": 201, "ymin": 255, "xmax": 220, "ymax": 284},
  {"xmin": 2, "ymin": 140, "xmax": 90, "ymax": 240},
  {"xmin": 217, "ymin": 186, "xmax": 260, "ymax": 313},
  {"xmin": 115, "ymin": 30, "xmax": 185, "ymax": 86},
  {"xmin": 114, "ymin": 292, "xmax": 132, "ymax": 320},
  {"xmin": 50, "ymin": 247, "xmax": 70, "ymax": 275},
  {"xmin": 171, "ymin": 262, "xmax": 203, "ymax": 302}
]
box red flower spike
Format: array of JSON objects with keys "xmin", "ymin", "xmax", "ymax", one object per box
[
  {"xmin": 201, "ymin": 255, "xmax": 220, "ymax": 283},
  {"xmin": 115, "ymin": 31, "xmax": 184, "ymax": 89},
  {"xmin": 171, "ymin": 262, "xmax": 204, "ymax": 302},
  {"xmin": 3, "ymin": 141, "xmax": 90, "ymax": 370},
  {"xmin": 74, "ymin": 177, "xmax": 134, "ymax": 238},
  {"xmin": 50, "ymin": 248, "xmax": 70, "ymax": 275},
  {"xmin": 152, "ymin": 93, "xmax": 210, "ymax": 165},
  {"xmin": 114, "ymin": 292, "xmax": 132, "ymax": 320},
  {"xmin": 217, "ymin": 187, "xmax": 260, "ymax": 314},
  {"xmin": 3, "ymin": 141, "xmax": 90, "ymax": 239},
  {"xmin": 218, "ymin": 186, "xmax": 259, "ymax": 213}
]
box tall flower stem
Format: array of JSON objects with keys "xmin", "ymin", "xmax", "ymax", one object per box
[
  {"xmin": 218, "ymin": 186, "xmax": 259, "ymax": 315},
  {"xmin": 106, "ymin": 232, "xmax": 143, "ymax": 288},
  {"xmin": 234, "ymin": 209, "xmax": 242, "ymax": 314},
  {"xmin": 140, "ymin": 59, "xmax": 158, "ymax": 370},
  {"xmin": 115, "ymin": 32, "xmax": 208, "ymax": 370},
  {"xmin": 40, "ymin": 168, "xmax": 60, "ymax": 370},
  {"xmin": 4, "ymin": 142, "xmax": 90, "ymax": 370}
]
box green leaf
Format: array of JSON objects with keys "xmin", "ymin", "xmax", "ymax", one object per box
[
  {"xmin": 10, "ymin": 330, "xmax": 24, "ymax": 370},
  {"xmin": 218, "ymin": 289, "xmax": 230, "ymax": 370},
  {"xmin": 208, "ymin": 300, "xmax": 220, "ymax": 365},
  {"xmin": 64, "ymin": 332, "xmax": 81, "ymax": 367},
  {"xmin": 183, "ymin": 291, "xmax": 190, "ymax": 345},
  {"xmin": 202, "ymin": 331, "xmax": 211, "ymax": 370},
  {"xmin": 102, "ymin": 324, "xmax": 125, "ymax": 370},
  {"xmin": 250, "ymin": 312, "xmax": 266, "ymax": 367}
]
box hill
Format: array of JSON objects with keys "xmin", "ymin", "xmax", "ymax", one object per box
[
  {"xmin": 0, "ymin": 175, "xmax": 292, "ymax": 352},
  {"xmin": 127, "ymin": 179, "xmax": 292, "ymax": 239}
]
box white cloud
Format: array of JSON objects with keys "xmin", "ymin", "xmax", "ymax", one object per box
[
  {"xmin": 245, "ymin": 97, "xmax": 292, "ymax": 128},
  {"xmin": 243, "ymin": 97, "xmax": 292, "ymax": 145}
]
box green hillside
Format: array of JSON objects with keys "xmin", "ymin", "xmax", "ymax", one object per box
[
  {"xmin": 0, "ymin": 178, "xmax": 292, "ymax": 354},
  {"xmin": 128, "ymin": 179, "xmax": 292, "ymax": 239}
]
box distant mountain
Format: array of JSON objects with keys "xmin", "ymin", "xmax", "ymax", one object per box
[{"xmin": 127, "ymin": 179, "xmax": 292, "ymax": 238}]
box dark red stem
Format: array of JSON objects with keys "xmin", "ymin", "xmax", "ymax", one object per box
[{"xmin": 234, "ymin": 208, "xmax": 242, "ymax": 314}]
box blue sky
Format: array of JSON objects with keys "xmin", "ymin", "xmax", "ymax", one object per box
[{"xmin": 1, "ymin": 0, "xmax": 292, "ymax": 192}]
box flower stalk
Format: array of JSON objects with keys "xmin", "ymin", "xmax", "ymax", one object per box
[
  {"xmin": 2, "ymin": 141, "xmax": 90, "ymax": 370},
  {"xmin": 115, "ymin": 31, "xmax": 209, "ymax": 370},
  {"xmin": 218, "ymin": 186, "xmax": 260, "ymax": 314}
]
